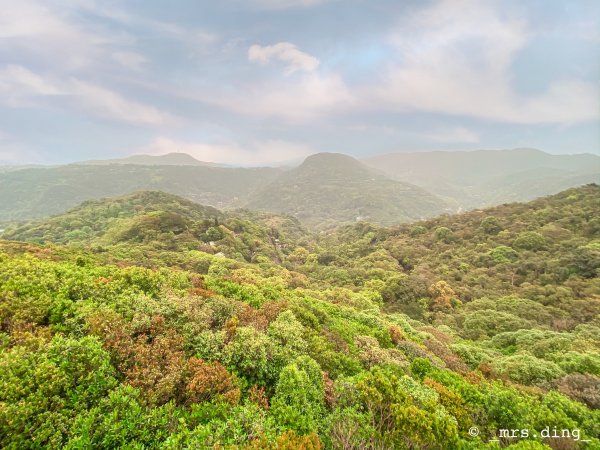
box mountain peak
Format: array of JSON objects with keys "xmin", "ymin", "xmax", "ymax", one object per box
[
  {"xmin": 302, "ymin": 152, "xmax": 358, "ymax": 164},
  {"xmin": 245, "ymin": 152, "xmax": 448, "ymax": 228},
  {"xmin": 78, "ymin": 152, "xmax": 219, "ymax": 167},
  {"xmin": 297, "ymin": 152, "xmax": 372, "ymax": 179}
]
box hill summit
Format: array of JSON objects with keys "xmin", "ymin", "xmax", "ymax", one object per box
[
  {"xmin": 80, "ymin": 152, "xmax": 218, "ymax": 167},
  {"xmin": 244, "ymin": 152, "xmax": 449, "ymax": 228}
]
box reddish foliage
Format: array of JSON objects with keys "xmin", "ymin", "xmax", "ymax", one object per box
[
  {"xmin": 224, "ymin": 316, "xmax": 239, "ymax": 341},
  {"xmin": 478, "ymin": 362, "xmax": 493, "ymax": 379},
  {"xmin": 323, "ymin": 371, "xmax": 336, "ymax": 410},
  {"xmin": 321, "ymin": 328, "xmax": 349, "ymax": 352},
  {"xmin": 248, "ymin": 385, "xmax": 269, "ymax": 410},
  {"xmin": 238, "ymin": 301, "xmax": 288, "ymax": 331},
  {"xmin": 423, "ymin": 338, "xmax": 469, "ymax": 374},
  {"xmin": 188, "ymin": 287, "xmax": 216, "ymax": 298},
  {"xmin": 389, "ymin": 325, "xmax": 405, "ymax": 345},
  {"xmin": 185, "ymin": 357, "xmax": 240, "ymax": 406},
  {"xmin": 88, "ymin": 313, "xmax": 186, "ymax": 405}
]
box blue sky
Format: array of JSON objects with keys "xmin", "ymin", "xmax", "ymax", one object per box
[{"xmin": 0, "ymin": 0, "xmax": 598, "ymax": 165}]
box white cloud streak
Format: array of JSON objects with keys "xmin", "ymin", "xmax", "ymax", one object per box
[
  {"xmin": 0, "ymin": 65, "xmax": 181, "ymax": 126},
  {"xmin": 249, "ymin": 42, "xmax": 320, "ymax": 74},
  {"xmin": 246, "ymin": 0, "xmax": 333, "ymax": 10},
  {"xmin": 427, "ymin": 126, "xmax": 480, "ymax": 144},
  {"xmin": 206, "ymin": 72, "xmax": 353, "ymax": 122}
]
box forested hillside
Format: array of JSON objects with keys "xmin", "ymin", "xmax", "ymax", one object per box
[
  {"xmin": 245, "ymin": 153, "xmax": 449, "ymax": 228},
  {"xmin": 1, "ymin": 185, "xmax": 599, "ymax": 449},
  {"xmin": 0, "ymin": 164, "xmax": 283, "ymax": 221}
]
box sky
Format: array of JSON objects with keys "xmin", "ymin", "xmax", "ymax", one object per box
[{"xmin": 0, "ymin": 0, "xmax": 598, "ymax": 166}]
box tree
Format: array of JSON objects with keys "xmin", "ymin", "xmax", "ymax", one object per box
[
  {"xmin": 480, "ymin": 216, "xmax": 502, "ymax": 235},
  {"xmin": 269, "ymin": 357, "xmax": 325, "ymax": 435},
  {"xmin": 513, "ymin": 231, "xmax": 546, "ymax": 251},
  {"xmin": 428, "ymin": 280, "xmax": 456, "ymax": 312}
]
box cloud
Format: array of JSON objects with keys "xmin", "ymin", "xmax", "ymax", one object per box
[
  {"xmin": 206, "ymin": 72, "xmax": 353, "ymax": 122},
  {"xmin": 246, "ymin": 0, "xmax": 333, "ymax": 10},
  {"xmin": 0, "ymin": 65, "xmax": 181, "ymax": 126},
  {"xmin": 375, "ymin": 0, "xmax": 599, "ymax": 124},
  {"xmin": 0, "ymin": 0, "xmax": 216, "ymax": 73},
  {"xmin": 68, "ymin": 80, "xmax": 181, "ymax": 126},
  {"xmin": 111, "ymin": 51, "xmax": 147, "ymax": 70},
  {"xmin": 249, "ymin": 42, "xmax": 320, "ymax": 74},
  {"xmin": 139, "ymin": 137, "xmax": 315, "ymax": 165},
  {"xmin": 427, "ymin": 127, "xmax": 480, "ymax": 144},
  {"xmin": 0, "ymin": 65, "xmax": 63, "ymax": 102},
  {"xmin": 0, "ymin": 0, "xmax": 133, "ymax": 71}
]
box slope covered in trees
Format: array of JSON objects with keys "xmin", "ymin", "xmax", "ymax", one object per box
[
  {"xmin": 1, "ymin": 185, "xmax": 599, "ymax": 449},
  {"xmin": 2, "ymin": 191, "xmax": 307, "ymax": 265},
  {"xmin": 245, "ymin": 153, "xmax": 450, "ymax": 228},
  {"xmin": 0, "ymin": 164, "xmax": 283, "ymax": 221}
]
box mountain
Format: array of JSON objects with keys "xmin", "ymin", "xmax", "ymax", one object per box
[
  {"xmin": 363, "ymin": 148, "xmax": 600, "ymax": 209},
  {"xmin": 245, "ymin": 152, "xmax": 450, "ymax": 228},
  {"xmin": 1, "ymin": 148, "xmax": 597, "ymax": 228},
  {"xmin": 0, "ymin": 164, "xmax": 283, "ymax": 222},
  {"xmin": 80, "ymin": 152, "xmax": 223, "ymax": 167}
]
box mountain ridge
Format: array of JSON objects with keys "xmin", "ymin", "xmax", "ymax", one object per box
[
  {"xmin": 77, "ymin": 152, "xmax": 225, "ymax": 167},
  {"xmin": 363, "ymin": 148, "xmax": 600, "ymax": 208}
]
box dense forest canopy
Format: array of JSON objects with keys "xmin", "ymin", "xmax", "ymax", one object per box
[{"xmin": 0, "ymin": 185, "xmax": 599, "ymax": 449}]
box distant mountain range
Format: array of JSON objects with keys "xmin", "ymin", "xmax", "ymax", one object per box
[
  {"xmin": 79, "ymin": 152, "xmax": 225, "ymax": 167},
  {"xmin": 0, "ymin": 148, "xmax": 597, "ymax": 228},
  {"xmin": 363, "ymin": 148, "xmax": 600, "ymax": 209}
]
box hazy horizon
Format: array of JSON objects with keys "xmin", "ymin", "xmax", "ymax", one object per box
[
  {"xmin": 1, "ymin": 1, "xmax": 599, "ymax": 166},
  {"xmin": 2, "ymin": 147, "xmax": 600, "ymax": 169}
]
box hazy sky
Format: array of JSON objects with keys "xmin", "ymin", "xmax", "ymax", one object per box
[{"xmin": 0, "ymin": 0, "xmax": 598, "ymax": 165}]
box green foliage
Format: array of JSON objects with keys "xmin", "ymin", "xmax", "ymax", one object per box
[
  {"xmin": 491, "ymin": 353, "xmax": 564, "ymax": 385},
  {"xmin": 0, "ymin": 185, "xmax": 599, "ymax": 448},
  {"xmin": 513, "ymin": 231, "xmax": 546, "ymax": 251},
  {"xmin": 480, "ymin": 216, "xmax": 503, "ymax": 235},
  {"xmin": 488, "ymin": 245, "xmax": 518, "ymax": 264},
  {"xmin": 0, "ymin": 336, "xmax": 117, "ymax": 449},
  {"xmin": 270, "ymin": 356, "xmax": 325, "ymax": 435}
]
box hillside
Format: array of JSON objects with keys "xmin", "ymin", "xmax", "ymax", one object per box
[
  {"xmin": 2, "ymin": 191, "xmax": 309, "ymax": 264},
  {"xmin": 363, "ymin": 148, "xmax": 600, "ymax": 209},
  {"xmin": 2, "ymin": 191, "xmax": 223, "ymax": 244},
  {"xmin": 245, "ymin": 153, "xmax": 450, "ymax": 228},
  {"xmin": 0, "ymin": 164, "xmax": 283, "ymax": 222},
  {"xmin": 0, "ymin": 185, "xmax": 599, "ymax": 448}
]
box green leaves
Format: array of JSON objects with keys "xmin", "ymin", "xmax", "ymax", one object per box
[{"xmin": 270, "ymin": 356, "xmax": 325, "ymax": 435}]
